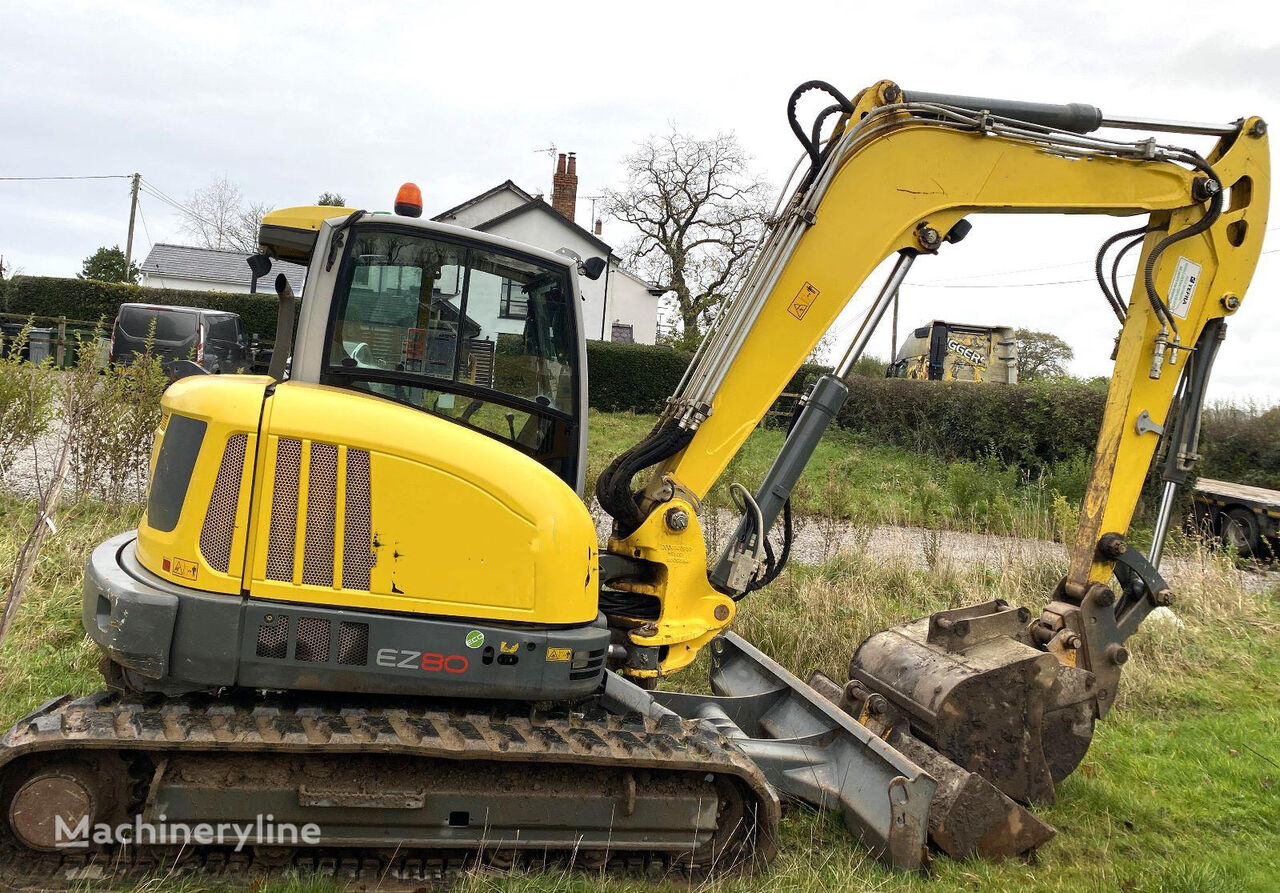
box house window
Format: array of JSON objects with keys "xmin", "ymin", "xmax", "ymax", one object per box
[
  {"xmin": 611, "ymin": 323, "xmax": 634, "ymax": 344},
  {"xmin": 500, "ymin": 279, "xmax": 529, "ymax": 319}
]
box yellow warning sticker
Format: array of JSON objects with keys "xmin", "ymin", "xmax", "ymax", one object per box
[
  {"xmin": 788, "ymin": 282, "xmax": 820, "ymax": 320},
  {"xmin": 545, "ymin": 647, "xmax": 572, "ymax": 663},
  {"xmin": 169, "ymin": 557, "xmax": 198, "ymax": 581}
]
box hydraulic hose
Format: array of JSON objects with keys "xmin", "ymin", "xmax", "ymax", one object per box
[
  {"xmin": 787, "ymin": 81, "xmax": 854, "ymax": 188},
  {"xmin": 1142, "ymin": 152, "xmax": 1224, "ymax": 335},
  {"xmin": 595, "ymin": 420, "xmax": 695, "ymax": 536},
  {"xmin": 1109, "ymin": 231, "xmax": 1155, "ymax": 318},
  {"xmin": 1094, "ymin": 224, "xmax": 1155, "ymax": 322}
]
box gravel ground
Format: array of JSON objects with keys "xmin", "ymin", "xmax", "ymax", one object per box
[{"xmin": 2, "ymin": 423, "xmax": 148, "ymax": 503}]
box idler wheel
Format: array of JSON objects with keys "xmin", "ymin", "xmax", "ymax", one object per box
[{"xmin": 8, "ymin": 766, "xmax": 101, "ymax": 852}]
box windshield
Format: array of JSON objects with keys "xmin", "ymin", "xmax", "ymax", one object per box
[{"xmin": 322, "ymin": 227, "xmax": 580, "ymax": 482}]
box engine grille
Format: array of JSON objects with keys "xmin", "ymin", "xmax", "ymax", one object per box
[
  {"xmin": 264, "ymin": 439, "xmax": 374, "ymax": 591},
  {"xmin": 295, "ymin": 616, "xmax": 331, "ymax": 662},
  {"xmin": 338, "ymin": 621, "xmax": 370, "ymax": 666},
  {"xmin": 342, "ymin": 449, "xmax": 374, "ymax": 590},
  {"xmin": 302, "ymin": 443, "xmax": 338, "ymax": 587},
  {"xmin": 255, "ymin": 620, "xmax": 288, "ymax": 660},
  {"xmin": 199, "ymin": 433, "xmax": 247, "ymax": 574},
  {"xmin": 265, "ymin": 438, "xmax": 302, "ymax": 582}
]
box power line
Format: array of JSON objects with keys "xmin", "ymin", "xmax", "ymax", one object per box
[
  {"xmin": 139, "ymin": 179, "xmax": 220, "ymax": 231},
  {"xmin": 136, "ymin": 197, "xmax": 154, "ymax": 253},
  {"xmin": 0, "ymin": 174, "xmax": 132, "ymax": 181}
]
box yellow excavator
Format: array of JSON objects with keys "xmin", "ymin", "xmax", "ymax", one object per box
[{"xmin": 0, "ymin": 79, "xmax": 1267, "ymax": 886}]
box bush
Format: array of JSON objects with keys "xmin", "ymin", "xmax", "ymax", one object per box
[
  {"xmin": 836, "ymin": 376, "xmax": 1107, "ymax": 467},
  {"xmin": 4, "ymin": 276, "xmax": 279, "ymax": 338},
  {"xmin": 0, "ymin": 325, "xmax": 56, "ymax": 483},
  {"xmin": 585, "ymin": 341, "xmax": 692, "ymax": 413},
  {"xmin": 64, "ymin": 334, "xmax": 168, "ymax": 504},
  {"xmin": 1200, "ymin": 404, "xmax": 1280, "ymax": 490}
]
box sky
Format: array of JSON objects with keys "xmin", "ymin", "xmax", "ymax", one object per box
[{"xmin": 1, "ymin": 0, "xmax": 1276, "ymax": 404}]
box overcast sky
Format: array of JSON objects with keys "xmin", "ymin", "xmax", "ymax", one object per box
[{"xmin": 1, "ymin": 1, "xmax": 1276, "ymax": 403}]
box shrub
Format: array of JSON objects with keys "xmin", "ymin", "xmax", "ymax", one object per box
[
  {"xmin": 1200, "ymin": 403, "xmax": 1280, "ymax": 490},
  {"xmin": 0, "ymin": 324, "xmax": 56, "ymax": 483},
  {"xmin": 63, "ymin": 332, "xmax": 168, "ymax": 504},
  {"xmin": 4, "ymin": 276, "xmax": 279, "ymax": 338},
  {"xmin": 836, "ymin": 376, "xmax": 1107, "ymax": 467},
  {"xmin": 584, "ymin": 341, "xmax": 692, "ymax": 413}
]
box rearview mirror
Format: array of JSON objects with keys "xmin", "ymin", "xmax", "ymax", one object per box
[
  {"xmin": 246, "ymin": 254, "xmax": 273, "ymax": 278},
  {"xmin": 581, "ymin": 256, "xmax": 607, "ymax": 281}
]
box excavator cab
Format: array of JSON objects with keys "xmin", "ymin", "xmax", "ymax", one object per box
[{"xmin": 84, "ymin": 201, "xmax": 610, "ymax": 701}]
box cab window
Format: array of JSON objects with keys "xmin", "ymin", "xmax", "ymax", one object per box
[{"xmin": 322, "ymin": 228, "xmax": 580, "ymax": 484}]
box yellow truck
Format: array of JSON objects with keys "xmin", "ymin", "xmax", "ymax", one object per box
[{"xmin": 887, "ymin": 320, "xmax": 1018, "ymax": 382}]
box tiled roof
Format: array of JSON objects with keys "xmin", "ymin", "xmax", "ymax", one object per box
[{"xmin": 140, "ymin": 243, "xmax": 306, "ymax": 293}]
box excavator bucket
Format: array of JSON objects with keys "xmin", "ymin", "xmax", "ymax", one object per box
[{"xmin": 848, "ymin": 600, "xmax": 1097, "ymax": 802}]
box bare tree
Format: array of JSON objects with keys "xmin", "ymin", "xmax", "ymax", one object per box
[
  {"xmin": 180, "ymin": 174, "xmax": 268, "ymax": 252},
  {"xmin": 605, "ymin": 130, "xmax": 770, "ymax": 349}
]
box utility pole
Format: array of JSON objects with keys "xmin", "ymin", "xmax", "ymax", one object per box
[{"xmin": 124, "ymin": 173, "xmax": 141, "ymax": 267}]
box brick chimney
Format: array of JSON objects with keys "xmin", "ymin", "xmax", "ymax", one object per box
[
  {"xmin": 552, "ymin": 152, "xmax": 578, "ymax": 221},
  {"xmin": 594, "ymin": 218, "xmax": 603, "ymax": 236}
]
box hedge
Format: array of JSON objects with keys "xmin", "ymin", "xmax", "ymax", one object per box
[
  {"xmin": 1200, "ymin": 406, "xmax": 1280, "ymax": 490},
  {"xmin": 585, "ymin": 340, "xmax": 692, "ymax": 413},
  {"xmin": 3, "ymin": 276, "xmax": 279, "ymax": 337},
  {"xmin": 836, "ymin": 376, "xmax": 1107, "ymax": 467}
]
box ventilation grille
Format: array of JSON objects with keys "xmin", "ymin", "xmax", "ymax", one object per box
[
  {"xmin": 302, "ymin": 443, "xmax": 338, "ymax": 587},
  {"xmin": 263, "ymin": 439, "xmax": 373, "ymax": 590},
  {"xmin": 338, "ymin": 621, "xmax": 370, "ymax": 666},
  {"xmin": 295, "ymin": 616, "xmax": 331, "ymax": 662},
  {"xmin": 199, "ymin": 433, "xmax": 248, "ymax": 573},
  {"xmin": 254, "ymin": 616, "xmax": 369, "ymax": 666},
  {"xmin": 265, "ymin": 438, "xmax": 302, "ymax": 581},
  {"xmin": 342, "ymin": 449, "xmax": 374, "ymax": 590},
  {"xmin": 570, "ymin": 647, "xmax": 608, "ymax": 681},
  {"xmin": 256, "ymin": 621, "xmax": 288, "ymax": 659}
]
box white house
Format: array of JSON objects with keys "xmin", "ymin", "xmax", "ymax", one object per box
[
  {"xmin": 140, "ymin": 243, "xmax": 306, "ymax": 296},
  {"xmin": 432, "ymin": 154, "xmax": 664, "ymax": 344}
]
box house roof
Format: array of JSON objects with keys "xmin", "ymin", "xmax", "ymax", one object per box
[
  {"xmin": 431, "ymin": 180, "xmax": 536, "ymax": 224},
  {"xmin": 438, "ymin": 182, "xmax": 661, "ymax": 293},
  {"xmin": 140, "ymin": 243, "xmax": 307, "ymax": 293},
  {"xmin": 473, "ymin": 198, "xmax": 617, "ymax": 257}
]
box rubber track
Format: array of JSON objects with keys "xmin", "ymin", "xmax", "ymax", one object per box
[{"xmin": 0, "ymin": 690, "xmax": 779, "ymax": 889}]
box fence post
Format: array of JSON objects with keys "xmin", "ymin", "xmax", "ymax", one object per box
[{"xmin": 55, "ymin": 317, "xmax": 66, "ymax": 367}]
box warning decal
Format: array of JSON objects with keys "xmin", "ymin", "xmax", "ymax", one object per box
[
  {"xmin": 787, "ymin": 282, "xmax": 820, "ymax": 320},
  {"xmin": 1166, "ymin": 256, "xmax": 1202, "ymax": 320}
]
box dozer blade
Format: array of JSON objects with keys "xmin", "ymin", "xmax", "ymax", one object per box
[
  {"xmin": 835, "ymin": 599, "xmax": 1100, "ymax": 859},
  {"xmin": 806, "ymin": 671, "xmax": 1055, "ymax": 860},
  {"xmin": 631, "ymin": 633, "xmax": 937, "ymax": 871}
]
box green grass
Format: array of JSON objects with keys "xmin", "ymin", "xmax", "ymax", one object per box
[
  {"xmin": 1, "ymin": 418, "xmax": 1278, "ymax": 891},
  {"xmin": 588, "ymin": 409, "xmax": 1085, "ymax": 539}
]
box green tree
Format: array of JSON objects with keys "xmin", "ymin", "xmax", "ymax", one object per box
[
  {"xmin": 1015, "ymin": 328, "xmax": 1074, "ymax": 379},
  {"xmin": 317, "ymin": 192, "xmax": 347, "ymax": 206},
  {"xmin": 79, "ymin": 245, "xmax": 139, "ymax": 283}
]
